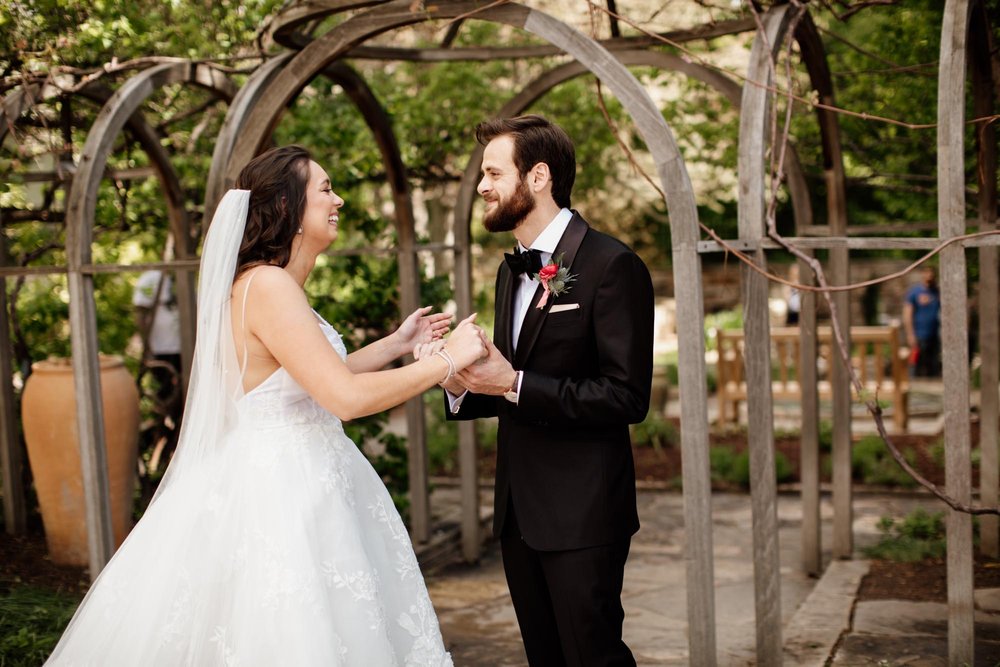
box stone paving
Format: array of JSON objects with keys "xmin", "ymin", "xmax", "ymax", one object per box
[{"xmin": 425, "ymin": 488, "xmax": 965, "ymax": 666}]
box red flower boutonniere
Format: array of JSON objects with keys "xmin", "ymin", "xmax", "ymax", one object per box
[{"xmin": 535, "ymin": 253, "xmax": 576, "ymax": 309}]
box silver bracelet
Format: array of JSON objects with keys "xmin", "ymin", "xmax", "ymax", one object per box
[{"xmin": 434, "ymin": 348, "xmax": 456, "ymax": 384}]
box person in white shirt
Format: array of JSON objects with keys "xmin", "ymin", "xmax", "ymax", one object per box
[{"xmin": 133, "ymin": 270, "xmax": 183, "ymax": 451}]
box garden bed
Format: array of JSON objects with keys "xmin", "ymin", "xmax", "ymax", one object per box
[{"xmin": 859, "ymin": 556, "xmax": 1000, "ymax": 602}]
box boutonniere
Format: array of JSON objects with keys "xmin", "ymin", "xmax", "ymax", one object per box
[{"xmin": 535, "ymin": 252, "xmax": 576, "ymax": 309}]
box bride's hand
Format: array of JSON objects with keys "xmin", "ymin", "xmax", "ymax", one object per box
[
  {"xmin": 413, "ymin": 339, "xmax": 446, "ymax": 361},
  {"xmin": 443, "ymin": 313, "xmax": 487, "ymax": 370},
  {"xmin": 393, "ymin": 306, "xmax": 452, "ymax": 357}
]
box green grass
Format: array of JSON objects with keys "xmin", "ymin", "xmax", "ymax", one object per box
[{"xmin": 0, "ymin": 584, "xmax": 80, "ymax": 666}]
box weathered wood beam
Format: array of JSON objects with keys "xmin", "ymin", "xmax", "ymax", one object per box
[
  {"xmin": 938, "ymin": 2, "xmax": 975, "ymax": 664},
  {"xmin": 796, "ymin": 9, "xmax": 854, "ymax": 563},
  {"xmin": 268, "ymin": 1, "xmax": 755, "ymax": 56},
  {"xmin": 0, "ymin": 218, "xmax": 27, "ymax": 535},
  {"xmin": 800, "ymin": 220, "xmax": 990, "ymax": 235},
  {"xmin": 696, "ymin": 234, "xmax": 1000, "ymax": 252},
  {"xmin": 971, "ymin": 0, "xmax": 999, "ymax": 560},
  {"xmin": 737, "ymin": 7, "xmax": 788, "ymax": 664}
]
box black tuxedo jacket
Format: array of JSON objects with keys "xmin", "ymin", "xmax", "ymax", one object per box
[{"xmin": 448, "ymin": 212, "xmax": 653, "ymax": 552}]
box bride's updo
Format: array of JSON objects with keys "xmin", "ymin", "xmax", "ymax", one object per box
[{"xmin": 233, "ymin": 145, "xmax": 312, "ymax": 277}]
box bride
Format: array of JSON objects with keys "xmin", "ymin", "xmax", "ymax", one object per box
[{"xmin": 45, "ymin": 145, "xmax": 485, "ymax": 666}]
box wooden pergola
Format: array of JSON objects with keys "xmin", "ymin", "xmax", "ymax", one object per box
[{"xmin": 1, "ymin": 1, "xmax": 997, "ymax": 664}]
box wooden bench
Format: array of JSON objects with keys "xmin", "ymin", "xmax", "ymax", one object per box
[{"xmin": 715, "ymin": 324, "xmax": 910, "ymax": 430}]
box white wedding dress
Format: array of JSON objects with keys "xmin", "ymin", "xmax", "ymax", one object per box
[{"xmin": 46, "ymin": 313, "xmax": 453, "ymax": 666}]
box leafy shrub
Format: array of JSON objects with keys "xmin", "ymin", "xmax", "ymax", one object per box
[
  {"xmin": 852, "ymin": 435, "xmax": 917, "ymax": 488},
  {"xmin": 631, "ymin": 412, "xmax": 679, "ymax": 451},
  {"xmin": 710, "ymin": 446, "xmax": 792, "ymax": 488},
  {"xmin": 930, "ymin": 439, "xmax": 979, "ymax": 469},
  {"xmin": 423, "ymin": 394, "xmax": 498, "ymax": 477},
  {"xmin": 0, "ymin": 585, "xmax": 80, "ymax": 666},
  {"xmin": 709, "ymin": 446, "xmax": 738, "ymax": 485},
  {"xmin": 863, "ymin": 508, "xmax": 946, "ymax": 562},
  {"xmin": 819, "ymin": 420, "xmax": 833, "ymax": 453}
]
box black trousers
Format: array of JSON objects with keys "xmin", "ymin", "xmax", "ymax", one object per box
[
  {"xmin": 500, "ymin": 499, "xmax": 635, "ymax": 667},
  {"xmin": 913, "ymin": 335, "xmax": 941, "ymax": 377}
]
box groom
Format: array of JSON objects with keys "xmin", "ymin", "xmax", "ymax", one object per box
[{"xmin": 443, "ymin": 115, "xmax": 653, "ymax": 666}]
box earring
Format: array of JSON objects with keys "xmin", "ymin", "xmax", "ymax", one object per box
[{"xmin": 297, "ymin": 226, "xmax": 303, "ymax": 234}]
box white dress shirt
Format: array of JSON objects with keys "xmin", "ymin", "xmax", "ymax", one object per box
[{"xmin": 448, "ymin": 208, "xmax": 573, "ymax": 413}]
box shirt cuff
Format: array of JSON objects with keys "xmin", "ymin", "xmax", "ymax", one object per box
[
  {"xmin": 445, "ymin": 388, "xmax": 469, "ymax": 414},
  {"xmin": 513, "ymin": 370, "xmax": 523, "ymax": 405}
]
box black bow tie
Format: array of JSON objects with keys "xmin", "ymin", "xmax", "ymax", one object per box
[{"xmin": 504, "ymin": 247, "xmax": 543, "ymax": 277}]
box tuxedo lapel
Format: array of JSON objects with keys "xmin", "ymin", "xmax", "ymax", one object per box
[
  {"xmin": 513, "ymin": 213, "xmax": 589, "ymax": 369},
  {"xmin": 495, "ymin": 264, "xmax": 515, "ymax": 361}
]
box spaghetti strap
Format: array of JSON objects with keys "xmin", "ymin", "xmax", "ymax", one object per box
[{"xmin": 237, "ymin": 269, "xmax": 262, "ymax": 382}]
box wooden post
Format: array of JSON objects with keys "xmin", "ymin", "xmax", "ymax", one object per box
[
  {"xmin": 453, "ymin": 151, "xmax": 481, "ymax": 562},
  {"xmin": 794, "ymin": 11, "xmax": 852, "ymax": 567},
  {"xmin": 971, "ymin": 5, "xmax": 999, "ymax": 558},
  {"xmin": 797, "ymin": 253, "xmax": 821, "ymax": 575},
  {"xmin": 939, "ymin": 2, "xmax": 975, "ymax": 664},
  {"xmin": 0, "ymin": 215, "xmax": 27, "ymax": 535},
  {"xmin": 738, "ymin": 7, "xmax": 790, "ymax": 664},
  {"xmin": 793, "ymin": 21, "xmax": 855, "ymax": 559}
]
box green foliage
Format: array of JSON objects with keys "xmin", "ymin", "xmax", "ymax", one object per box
[
  {"xmin": 710, "ymin": 446, "xmax": 792, "ymax": 488},
  {"xmin": 631, "ymin": 412, "xmax": 679, "ymax": 451},
  {"xmin": 852, "ymin": 435, "xmax": 917, "ymax": 488},
  {"xmin": 795, "ymin": 1, "xmax": 946, "ymax": 230},
  {"xmin": 929, "ymin": 439, "xmax": 980, "ymax": 469},
  {"xmin": 863, "ymin": 508, "xmax": 947, "ymax": 562},
  {"xmin": 819, "ymin": 420, "xmax": 834, "ymax": 453},
  {"xmin": 344, "ymin": 416, "xmax": 411, "ymax": 521},
  {"xmin": 2, "ymin": 0, "xmax": 283, "ymax": 75},
  {"xmin": 424, "ymin": 393, "xmax": 497, "ymax": 477},
  {"xmin": 0, "ymin": 585, "xmax": 81, "ymax": 666},
  {"xmin": 704, "ymin": 308, "xmax": 743, "ymax": 353}
]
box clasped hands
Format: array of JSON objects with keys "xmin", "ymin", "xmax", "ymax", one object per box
[{"xmin": 413, "ymin": 316, "xmax": 517, "ymax": 397}]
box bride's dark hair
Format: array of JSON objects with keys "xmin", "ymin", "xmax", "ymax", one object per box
[{"xmin": 233, "ymin": 145, "xmax": 312, "ymax": 277}]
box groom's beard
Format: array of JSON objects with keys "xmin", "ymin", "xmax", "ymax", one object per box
[{"xmin": 484, "ymin": 178, "xmax": 535, "ymax": 233}]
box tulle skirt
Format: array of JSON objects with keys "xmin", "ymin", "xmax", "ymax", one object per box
[{"xmin": 45, "ymin": 418, "xmax": 453, "ymax": 666}]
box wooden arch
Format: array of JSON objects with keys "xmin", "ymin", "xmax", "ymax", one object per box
[
  {"xmin": 0, "ymin": 74, "xmax": 232, "ymax": 538},
  {"xmin": 206, "ymin": 55, "xmax": 431, "ymax": 540},
  {"xmin": 215, "ymin": 0, "xmax": 713, "ymax": 660},
  {"xmin": 62, "ymin": 62, "xmax": 234, "ymax": 577}
]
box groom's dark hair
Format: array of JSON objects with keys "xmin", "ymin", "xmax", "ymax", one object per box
[
  {"xmin": 234, "ymin": 145, "xmax": 312, "ymax": 277},
  {"xmin": 475, "ymin": 115, "xmax": 576, "ymax": 209}
]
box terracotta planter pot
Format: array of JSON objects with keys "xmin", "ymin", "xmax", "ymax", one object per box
[{"xmin": 21, "ymin": 355, "xmax": 140, "ymax": 566}]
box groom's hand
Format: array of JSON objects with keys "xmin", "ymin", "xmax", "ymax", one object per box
[{"xmin": 456, "ymin": 338, "xmax": 516, "ymax": 396}]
